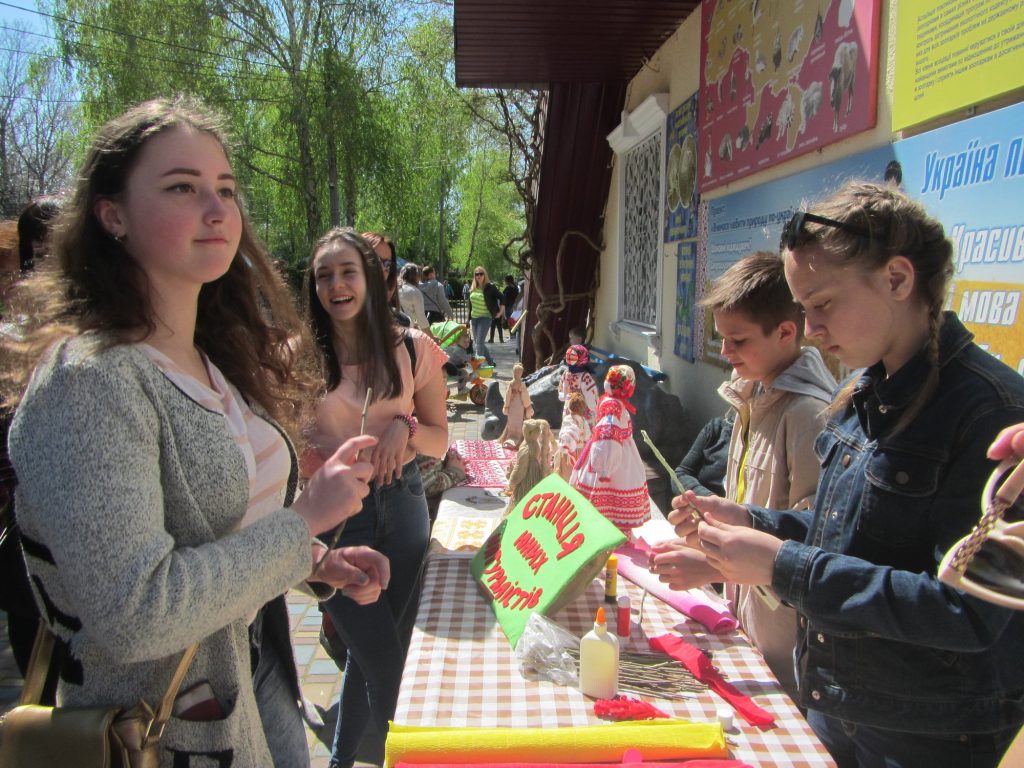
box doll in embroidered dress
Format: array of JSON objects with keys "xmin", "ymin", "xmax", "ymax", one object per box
[
  {"xmin": 498, "ymin": 362, "xmax": 534, "ymax": 448},
  {"xmin": 553, "ymin": 393, "xmax": 592, "ymax": 480},
  {"xmin": 570, "ymin": 365, "xmax": 650, "ymax": 533},
  {"xmin": 558, "ymin": 345, "xmax": 599, "ymax": 426}
]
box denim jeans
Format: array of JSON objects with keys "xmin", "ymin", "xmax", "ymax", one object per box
[
  {"xmin": 488, "ymin": 316, "xmax": 504, "ymax": 343},
  {"xmin": 470, "ymin": 316, "xmax": 494, "ymax": 366},
  {"xmin": 251, "ymin": 608, "xmax": 310, "ymax": 768},
  {"xmin": 807, "ymin": 709, "xmax": 1017, "ymax": 768},
  {"xmin": 324, "ymin": 460, "xmax": 430, "ymax": 768}
]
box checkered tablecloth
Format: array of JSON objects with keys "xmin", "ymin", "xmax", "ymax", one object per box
[{"xmin": 396, "ymin": 558, "xmax": 835, "ymax": 768}]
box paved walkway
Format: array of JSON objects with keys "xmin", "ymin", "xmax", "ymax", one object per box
[{"xmin": 0, "ymin": 332, "xmax": 521, "ymax": 768}]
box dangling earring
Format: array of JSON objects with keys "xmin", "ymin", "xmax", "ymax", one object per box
[{"xmin": 113, "ymin": 232, "xmax": 126, "ymax": 245}]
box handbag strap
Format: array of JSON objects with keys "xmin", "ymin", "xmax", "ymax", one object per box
[
  {"xmin": 18, "ymin": 620, "xmax": 200, "ymax": 736},
  {"xmin": 147, "ymin": 640, "xmax": 199, "ymax": 743},
  {"xmin": 18, "ymin": 620, "xmax": 53, "ymax": 705}
]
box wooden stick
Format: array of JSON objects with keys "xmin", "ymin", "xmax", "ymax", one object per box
[
  {"xmin": 313, "ymin": 388, "xmax": 373, "ymax": 574},
  {"xmin": 639, "ymin": 429, "xmax": 704, "ymax": 523}
]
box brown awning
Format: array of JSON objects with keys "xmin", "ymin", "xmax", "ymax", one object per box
[{"xmin": 455, "ymin": 1, "xmax": 699, "ymax": 88}]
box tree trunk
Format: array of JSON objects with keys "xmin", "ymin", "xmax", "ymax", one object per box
[
  {"xmin": 437, "ymin": 179, "xmax": 445, "ymax": 272},
  {"xmin": 327, "ymin": 135, "xmax": 341, "ymax": 227},
  {"xmin": 343, "ymin": 151, "xmax": 357, "ymax": 227},
  {"xmin": 467, "ymin": 170, "xmax": 485, "ymax": 266}
]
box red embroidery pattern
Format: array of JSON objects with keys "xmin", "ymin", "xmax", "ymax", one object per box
[
  {"xmin": 592, "ymin": 423, "xmax": 632, "ymax": 443},
  {"xmin": 598, "ymin": 398, "xmax": 623, "ymax": 420}
]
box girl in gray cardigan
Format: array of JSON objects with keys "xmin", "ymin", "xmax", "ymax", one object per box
[{"xmin": 5, "ymin": 97, "xmax": 387, "ymax": 767}]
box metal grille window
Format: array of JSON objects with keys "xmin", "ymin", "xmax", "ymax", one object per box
[{"xmin": 621, "ymin": 130, "xmax": 662, "ymax": 327}]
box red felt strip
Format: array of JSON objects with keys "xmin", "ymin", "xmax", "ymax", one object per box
[{"xmin": 649, "ymin": 634, "xmax": 775, "ymax": 728}]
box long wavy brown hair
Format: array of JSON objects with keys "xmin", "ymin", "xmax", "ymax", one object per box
[
  {"xmin": 1, "ymin": 96, "xmax": 318, "ymax": 441},
  {"xmin": 305, "ymin": 227, "xmax": 404, "ymax": 401}
]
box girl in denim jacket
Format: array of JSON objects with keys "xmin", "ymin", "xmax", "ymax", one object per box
[{"xmin": 664, "ymin": 182, "xmax": 1024, "ymax": 767}]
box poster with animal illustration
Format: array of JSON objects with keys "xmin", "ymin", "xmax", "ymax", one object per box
[
  {"xmin": 664, "ymin": 94, "xmax": 700, "ymax": 242},
  {"xmin": 699, "ymin": 0, "xmax": 881, "ymax": 192}
]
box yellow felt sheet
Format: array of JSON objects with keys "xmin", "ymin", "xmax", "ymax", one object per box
[{"xmin": 384, "ymin": 720, "xmax": 727, "ymax": 767}]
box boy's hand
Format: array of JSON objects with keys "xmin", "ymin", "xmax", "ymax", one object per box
[
  {"xmin": 649, "ymin": 538, "xmax": 723, "ymax": 590},
  {"xmin": 695, "ymin": 513, "xmax": 782, "ymax": 585},
  {"xmin": 667, "ymin": 490, "xmax": 749, "ymax": 539}
]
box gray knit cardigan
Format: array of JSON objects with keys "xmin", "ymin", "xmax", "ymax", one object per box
[{"xmin": 10, "ymin": 336, "xmax": 313, "ymax": 767}]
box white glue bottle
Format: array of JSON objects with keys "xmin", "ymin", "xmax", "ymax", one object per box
[{"xmin": 579, "ymin": 606, "xmax": 619, "ymax": 699}]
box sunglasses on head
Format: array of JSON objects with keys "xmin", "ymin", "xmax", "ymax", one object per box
[
  {"xmin": 779, "ymin": 211, "xmax": 870, "ymax": 251},
  {"xmin": 938, "ymin": 458, "xmax": 1024, "ymax": 610},
  {"xmin": 474, "ymin": 271, "xmax": 484, "ymax": 276}
]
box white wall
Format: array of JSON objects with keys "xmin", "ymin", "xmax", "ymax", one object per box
[{"xmin": 594, "ymin": 0, "xmax": 935, "ymax": 444}]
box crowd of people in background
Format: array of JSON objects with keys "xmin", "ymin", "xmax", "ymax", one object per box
[
  {"xmin": 0, "ymin": 96, "xmax": 526, "ymax": 768},
  {"xmin": 2, "ymin": 93, "xmax": 1023, "ymax": 768}
]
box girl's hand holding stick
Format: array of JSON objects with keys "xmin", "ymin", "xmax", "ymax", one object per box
[{"xmin": 313, "ymin": 388, "xmax": 373, "ymax": 574}]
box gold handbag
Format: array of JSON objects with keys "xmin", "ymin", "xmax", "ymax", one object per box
[
  {"xmin": 0, "ymin": 625, "xmax": 198, "ymax": 768},
  {"xmin": 938, "ymin": 457, "xmax": 1024, "ymax": 609}
]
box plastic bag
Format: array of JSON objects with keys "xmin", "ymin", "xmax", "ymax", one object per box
[{"xmin": 515, "ymin": 612, "xmax": 580, "ymax": 686}]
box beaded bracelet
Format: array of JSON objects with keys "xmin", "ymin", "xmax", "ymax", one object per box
[{"xmin": 393, "ymin": 413, "xmax": 418, "ymax": 440}]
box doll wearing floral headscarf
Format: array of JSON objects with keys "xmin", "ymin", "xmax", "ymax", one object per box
[
  {"xmin": 558, "ymin": 344, "xmax": 598, "ymax": 426},
  {"xmin": 570, "ymin": 365, "xmax": 650, "ymax": 533}
]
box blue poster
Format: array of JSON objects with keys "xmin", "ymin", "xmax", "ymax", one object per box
[
  {"xmin": 664, "ymin": 94, "xmax": 700, "ymax": 243},
  {"xmin": 674, "ymin": 242, "xmax": 697, "ymax": 362},
  {"xmin": 706, "ymin": 100, "xmax": 1024, "ymax": 373}
]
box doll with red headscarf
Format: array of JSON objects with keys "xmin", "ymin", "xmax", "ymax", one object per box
[
  {"xmin": 570, "ymin": 365, "xmax": 650, "ymax": 533},
  {"xmin": 558, "ymin": 344, "xmax": 599, "ymax": 426}
]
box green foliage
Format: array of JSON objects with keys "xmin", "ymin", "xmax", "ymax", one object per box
[
  {"xmin": 36, "ymin": 1, "xmax": 526, "ymax": 284},
  {"xmin": 450, "ymin": 146, "xmax": 523, "ymax": 281}
]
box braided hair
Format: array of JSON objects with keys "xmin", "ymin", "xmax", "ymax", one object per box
[{"xmin": 786, "ymin": 181, "xmax": 953, "ymax": 434}]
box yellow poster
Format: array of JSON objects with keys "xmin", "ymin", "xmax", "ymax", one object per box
[
  {"xmin": 948, "ymin": 279, "xmax": 1024, "ymax": 375},
  {"xmin": 894, "ymin": 0, "xmax": 1024, "ymax": 131}
]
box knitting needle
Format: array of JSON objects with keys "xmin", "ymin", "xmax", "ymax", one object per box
[
  {"xmin": 313, "ymin": 387, "xmax": 373, "ymax": 574},
  {"xmin": 639, "ymin": 429, "xmax": 704, "ymax": 524}
]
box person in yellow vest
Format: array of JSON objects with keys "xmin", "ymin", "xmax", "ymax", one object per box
[{"xmin": 659, "ymin": 251, "xmax": 835, "ymax": 701}]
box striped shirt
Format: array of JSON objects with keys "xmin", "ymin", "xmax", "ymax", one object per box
[
  {"xmin": 137, "ymin": 343, "xmax": 289, "ymax": 527},
  {"xmin": 469, "ymin": 287, "xmax": 489, "ymax": 319}
]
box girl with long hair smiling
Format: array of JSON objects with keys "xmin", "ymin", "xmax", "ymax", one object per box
[{"xmin": 304, "ymin": 227, "xmax": 448, "ymax": 768}]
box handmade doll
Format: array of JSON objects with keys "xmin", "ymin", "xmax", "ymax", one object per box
[
  {"xmin": 553, "ymin": 393, "xmax": 592, "ymax": 480},
  {"xmin": 570, "ymin": 365, "xmax": 650, "ymax": 533},
  {"xmin": 558, "ymin": 344, "xmax": 599, "ymax": 425},
  {"xmin": 498, "ymin": 362, "xmax": 534, "ymax": 448},
  {"xmin": 505, "ymin": 418, "xmax": 551, "ymax": 508}
]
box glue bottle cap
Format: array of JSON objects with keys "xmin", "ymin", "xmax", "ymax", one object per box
[{"xmin": 595, "ymin": 606, "xmax": 606, "ymax": 625}]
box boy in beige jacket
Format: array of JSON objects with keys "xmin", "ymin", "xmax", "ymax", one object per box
[{"xmin": 702, "ymin": 251, "xmax": 835, "ymax": 700}]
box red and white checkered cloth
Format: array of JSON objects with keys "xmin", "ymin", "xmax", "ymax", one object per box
[{"xmin": 396, "ymin": 558, "xmax": 835, "ymax": 768}]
